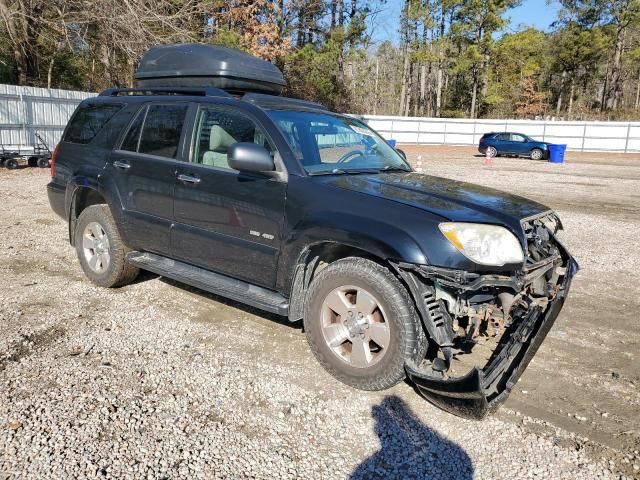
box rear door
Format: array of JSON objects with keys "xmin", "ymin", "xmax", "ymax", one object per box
[
  {"xmin": 494, "ymin": 133, "xmax": 513, "ymax": 153},
  {"xmin": 109, "ymin": 102, "xmax": 189, "ymax": 255},
  {"xmin": 510, "ymin": 133, "xmax": 530, "ymax": 155},
  {"xmin": 171, "ymin": 103, "xmax": 286, "ymax": 288}
]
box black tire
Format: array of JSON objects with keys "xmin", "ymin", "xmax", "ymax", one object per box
[
  {"xmin": 4, "ymin": 158, "xmax": 18, "ymax": 170},
  {"xmin": 0, "ymin": 158, "xmax": 5, "ymax": 168},
  {"xmin": 37, "ymin": 157, "xmax": 50, "ymax": 168},
  {"xmin": 304, "ymin": 257, "xmax": 428, "ymax": 391},
  {"xmin": 74, "ymin": 205, "xmax": 139, "ymax": 288},
  {"xmin": 530, "ymin": 148, "xmax": 543, "ymax": 160},
  {"xmin": 28, "ymin": 157, "xmax": 38, "ymax": 167}
]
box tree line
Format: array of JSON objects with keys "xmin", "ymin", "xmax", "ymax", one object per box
[{"xmin": 1, "ymin": 0, "xmax": 639, "ymax": 120}]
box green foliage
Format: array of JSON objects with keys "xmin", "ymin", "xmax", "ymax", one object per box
[
  {"xmin": 210, "ymin": 28, "xmax": 244, "ymax": 51},
  {"xmin": 282, "ymin": 33, "xmax": 350, "ymax": 111}
]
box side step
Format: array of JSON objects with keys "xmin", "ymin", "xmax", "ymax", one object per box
[{"xmin": 127, "ymin": 252, "xmax": 289, "ymax": 316}]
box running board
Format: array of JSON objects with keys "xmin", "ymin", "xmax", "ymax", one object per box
[{"xmin": 127, "ymin": 252, "xmax": 289, "ymax": 316}]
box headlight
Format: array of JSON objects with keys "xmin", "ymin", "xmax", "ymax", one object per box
[{"xmin": 439, "ymin": 222, "xmax": 524, "ymax": 266}]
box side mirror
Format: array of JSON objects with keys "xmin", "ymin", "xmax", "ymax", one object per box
[
  {"xmin": 228, "ymin": 143, "xmax": 275, "ymax": 173},
  {"xmin": 395, "ymin": 148, "xmax": 407, "ymax": 160}
]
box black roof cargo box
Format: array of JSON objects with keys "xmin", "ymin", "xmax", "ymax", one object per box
[{"xmin": 134, "ymin": 44, "xmax": 285, "ymax": 95}]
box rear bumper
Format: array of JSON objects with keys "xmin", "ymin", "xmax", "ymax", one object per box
[
  {"xmin": 47, "ymin": 182, "xmax": 66, "ymax": 220},
  {"xmin": 404, "ymin": 254, "xmax": 578, "ymax": 420}
]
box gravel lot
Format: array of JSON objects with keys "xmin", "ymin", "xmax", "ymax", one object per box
[{"xmin": 1, "ymin": 147, "xmax": 639, "ymax": 479}]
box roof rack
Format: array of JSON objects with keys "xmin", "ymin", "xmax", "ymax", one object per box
[
  {"xmin": 99, "ymin": 87, "xmax": 233, "ymax": 98},
  {"xmin": 242, "ymin": 92, "xmax": 327, "ymax": 111}
]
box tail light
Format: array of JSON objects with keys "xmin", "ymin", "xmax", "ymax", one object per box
[{"xmin": 50, "ymin": 144, "xmax": 59, "ymax": 178}]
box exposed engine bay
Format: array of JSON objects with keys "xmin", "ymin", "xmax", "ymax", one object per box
[{"xmin": 394, "ymin": 212, "xmax": 578, "ymax": 418}]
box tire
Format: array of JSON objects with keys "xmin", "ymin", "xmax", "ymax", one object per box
[
  {"xmin": 37, "ymin": 157, "xmax": 50, "ymax": 168},
  {"xmin": 486, "ymin": 146, "xmax": 497, "ymax": 158},
  {"xmin": 28, "ymin": 157, "xmax": 38, "ymax": 167},
  {"xmin": 530, "ymin": 148, "xmax": 543, "ymax": 160},
  {"xmin": 4, "ymin": 158, "xmax": 18, "ymax": 170},
  {"xmin": 304, "ymin": 257, "xmax": 428, "ymax": 391},
  {"xmin": 74, "ymin": 205, "xmax": 139, "ymax": 288}
]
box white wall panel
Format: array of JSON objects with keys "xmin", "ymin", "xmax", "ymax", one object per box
[
  {"xmin": 360, "ymin": 114, "xmax": 639, "ymax": 152},
  {"xmin": 1, "ymin": 85, "xmax": 638, "ymax": 153}
]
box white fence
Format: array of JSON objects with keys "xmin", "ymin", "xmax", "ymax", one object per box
[
  {"xmin": 360, "ymin": 115, "xmax": 640, "ymax": 153},
  {"xmin": 1, "ymin": 84, "xmax": 639, "ymax": 154},
  {"xmin": 0, "ymin": 84, "xmax": 95, "ymax": 151}
]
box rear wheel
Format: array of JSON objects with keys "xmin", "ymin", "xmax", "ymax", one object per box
[
  {"xmin": 486, "ymin": 146, "xmax": 497, "ymax": 158},
  {"xmin": 304, "ymin": 257, "xmax": 428, "ymax": 391},
  {"xmin": 4, "ymin": 158, "xmax": 18, "ymax": 169},
  {"xmin": 530, "ymin": 148, "xmax": 543, "ymax": 160},
  {"xmin": 37, "ymin": 157, "xmax": 50, "ymax": 168},
  {"xmin": 28, "ymin": 157, "xmax": 38, "ymax": 167},
  {"xmin": 75, "ymin": 205, "xmax": 139, "ymax": 288}
]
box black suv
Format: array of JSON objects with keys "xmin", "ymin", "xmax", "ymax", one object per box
[{"xmin": 47, "ymin": 44, "xmax": 577, "ymax": 418}]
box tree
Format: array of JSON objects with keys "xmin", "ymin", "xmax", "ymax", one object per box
[
  {"xmin": 515, "ymin": 77, "xmax": 547, "ymax": 117},
  {"xmin": 451, "ymin": 0, "xmax": 520, "ymax": 118}
]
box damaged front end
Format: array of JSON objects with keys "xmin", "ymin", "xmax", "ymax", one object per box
[{"xmin": 396, "ymin": 212, "xmax": 578, "ymax": 420}]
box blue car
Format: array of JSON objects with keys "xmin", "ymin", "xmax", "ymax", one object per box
[{"xmin": 479, "ymin": 132, "xmax": 550, "ymax": 160}]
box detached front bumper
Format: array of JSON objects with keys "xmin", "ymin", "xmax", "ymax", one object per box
[{"xmin": 402, "ymin": 250, "xmax": 578, "ymax": 420}]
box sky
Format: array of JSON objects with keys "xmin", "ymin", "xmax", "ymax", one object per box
[{"xmin": 371, "ymin": 0, "xmax": 561, "ymax": 47}]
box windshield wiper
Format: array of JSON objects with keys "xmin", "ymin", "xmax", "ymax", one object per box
[
  {"xmin": 379, "ymin": 165, "xmax": 411, "ymax": 173},
  {"xmin": 309, "ymin": 168, "xmax": 379, "ymax": 176}
]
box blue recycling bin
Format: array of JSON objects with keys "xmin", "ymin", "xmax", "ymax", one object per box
[
  {"xmin": 387, "ymin": 139, "xmax": 397, "ymax": 148},
  {"xmin": 548, "ymin": 144, "xmax": 567, "ymax": 163}
]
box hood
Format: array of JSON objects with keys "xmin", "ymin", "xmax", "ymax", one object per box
[{"xmin": 314, "ymin": 172, "xmax": 550, "ymax": 239}]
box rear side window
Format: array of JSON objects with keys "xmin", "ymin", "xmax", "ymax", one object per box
[
  {"xmin": 120, "ymin": 104, "xmax": 188, "ymax": 159},
  {"xmin": 496, "ymin": 133, "xmax": 510, "ymax": 141},
  {"xmin": 64, "ymin": 103, "xmax": 123, "ymax": 144}
]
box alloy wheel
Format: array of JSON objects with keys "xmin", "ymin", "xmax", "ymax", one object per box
[
  {"xmin": 531, "ymin": 149, "xmax": 543, "ymax": 160},
  {"xmin": 320, "ymin": 285, "xmax": 390, "ymax": 368},
  {"xmin": 82, "ymin": 222, "xmax": 111, "ymax": 273}
]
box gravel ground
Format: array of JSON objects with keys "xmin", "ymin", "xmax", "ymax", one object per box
[{"xmin": 1, "ymin": 151, "xmax": 639, "ymax": 479}]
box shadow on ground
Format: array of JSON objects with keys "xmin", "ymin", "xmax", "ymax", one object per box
[{"xmin": 350, "ymin": 396, "xmax": 473, "ymax": 480}]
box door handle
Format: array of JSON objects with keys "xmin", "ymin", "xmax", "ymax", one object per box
[
  {"xmin": 113, "ymin": 161, "xmax": 131, "ymax": 170},
  {"xmin": 177, "ymin": 173, "xmax": 201, "ymax": 185}
]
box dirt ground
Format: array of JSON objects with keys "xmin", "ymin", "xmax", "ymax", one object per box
[
  {"xmin": 1, "ymin": 146, "xmax": 639, "ymax": 478},
  {"xmin": 400, "ymin": 145, "xmax": 640, "ymax": 452}
]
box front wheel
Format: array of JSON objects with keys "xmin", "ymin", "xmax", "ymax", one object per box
[
  {"xmin": 75, "ymin": 205, "xmax": 139, "ymax": 288},
  {"xmin": 304, "ymin": 258, "xmax": 428, "ymax": 391},
  {"xmin": 530, "ymin": 148, "xmax": 543, "ymax": 160}
]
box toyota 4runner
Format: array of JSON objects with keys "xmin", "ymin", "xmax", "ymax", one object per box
[{"xmin": 47, "ymin": 44, "xmax": 578, "ymax": 419}]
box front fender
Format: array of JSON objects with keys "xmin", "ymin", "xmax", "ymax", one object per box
[{"xmin": 278, "ymin": 210, "xmax": 428, "ymax": 294}]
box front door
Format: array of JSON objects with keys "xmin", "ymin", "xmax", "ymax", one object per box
[
  {"xmin": 171, "ymin": 104, "xmax": 286, "ymax": 288},
  {"xmin": 109, "ymin": 102, "xmax": 189, "ymax": 255}
]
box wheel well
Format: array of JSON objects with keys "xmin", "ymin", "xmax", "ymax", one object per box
[
  {"xmin": 287, "ymin": 242, "xmax": 387, "ymax": 322},
  {"xmin": 69, "ymin": 187, "xmax": 107, "ymax": 245}
]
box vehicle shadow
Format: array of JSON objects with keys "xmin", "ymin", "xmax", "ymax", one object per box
[
  {"xmin": 350, "ymin": 395, "xmax": 473, "ymax": 480},
  {"xmin": 157, "ymin": 277, "xmax": 303, "ymax": 330}
]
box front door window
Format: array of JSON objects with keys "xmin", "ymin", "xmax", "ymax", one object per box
[{"xmin": 192, "ymin": 107, "xmax": 273, "ymax": 170}]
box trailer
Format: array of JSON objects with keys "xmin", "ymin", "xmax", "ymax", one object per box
[{"xmin": 1, "ymin": 133, "xmax": 52, "ymax": 170}]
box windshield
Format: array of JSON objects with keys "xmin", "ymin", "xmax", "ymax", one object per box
[{"xmin": 266, "ymin": 110, "xmax": 411, "ymax": 174}]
